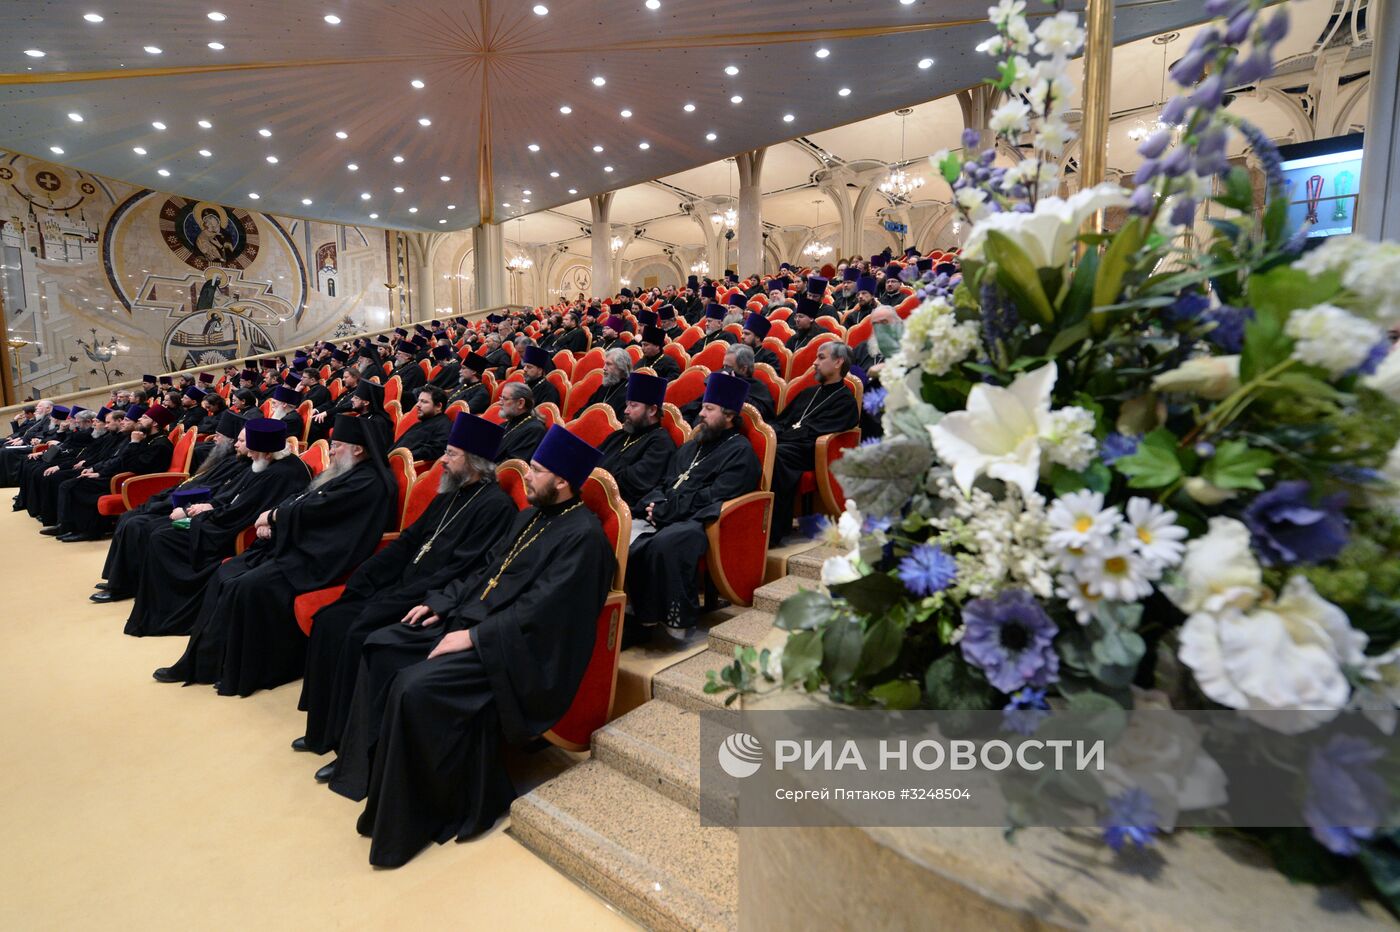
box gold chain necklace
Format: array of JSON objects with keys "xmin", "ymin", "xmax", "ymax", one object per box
[
  {"xmin": 412, "ymin": 482, "xmax": 487, "ymax": 564},
  {"xmin": 672, "ymin": 434, "xmax": 735, "ymax": 489},
  {"xmin": 480, "ymin": 500, "xmax": 584, "ymax": 599}
]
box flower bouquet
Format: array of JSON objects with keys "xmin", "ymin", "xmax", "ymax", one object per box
[{"xmin": 710, "ymin": 0, "xmax": 1400, "ymax": 907}]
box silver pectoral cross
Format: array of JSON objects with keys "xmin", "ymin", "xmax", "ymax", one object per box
[
  {"xmin": 413, "ymin": 540, "xmax": 432, "ymax": 564},
  {"xmin": 672, "ymin": 469, "xmax": 691, "ymax": 490}
]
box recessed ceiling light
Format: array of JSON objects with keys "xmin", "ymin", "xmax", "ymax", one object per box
[
  {"xmin": 157, "ymin": 168, "xmax": 170, "ymax": 177},
  {"xmin": 532, "ymin": 4, "xmax": 548, "ymax": 14},
  {"xmin": 50, "ymin": 146, "xmax": 64, "ymax": 155},
  {"xmin": 369, "ymin": 212, "xmax": 378, "ymax": 219},
  {"xmin": 900, "ymin": 0, "xmax": 915, "ymax": 4},
  {"xmin": 198, "ymin": 149, "xmax": 212, "ymax": 157},
  {"xmin": 347, "ymin": 163, "xmax": 358, "ymax": 171},
  {"xmin": 208, "ymin": 11, "xmax": 226, "ymax": 20},
  {"xmin": 144, "ymin": 45, "xmax": 162, "ymax": 54},
  {"xmin": 559, "ymin": 105, "xmax": 572, "ymax": 115},
  {"xmin": 838, "ymin": 87, "xmax": 851, "ymax": 96},
  {"xmin": 301, "ymin": 198, "xmax": 313, "ymax": 205},
  {"xmin": 567, "ymin": 188, "xmax": 577, "ymax": 195},
  {"xmin": 393, "ymin": 185, "xmax": 404, "ymax": 193},
  {"xmin": 523, "ymin": 189, "xmax": 532, "ymax": 195},
  {"xmin": 918, "ymin": 57, "xmax": 933, "ymax": 69},
  {"xmin": 528, "ymin": 143, "xmax": 540, "ymax": 152},
  {"xmin": 335, "ymin": 130, "xmax": 348, "ymax": 139},
  {"xmin": 815, "ymin": 47, "xmax": 830, "ymax": 58},
  {"xmin": 447, "ymin": 204, "xmax": 456, "ymax": 209},
  {"xmin": 503, "ymin": 202, "xmax": 511, "ymax": 207},
  {"xmin": 592, "ymin": 144, "xmax": 603, "ymax": 153},
  {"xmin": 592, "ymin": 76, "xmax": 606, "ymax": 86},
  {"xmin": 549, "ymin": 170, "xmax": 560, "ymax": 178},
  {"xmin": 705, "ymin": 132, "xmax": 717, "ymax": 141},
  {"xmin": 724, "ymin": 65, "xmax": 739, "ymax": 76},
  {"xmin": 392, "ymin": 154, "xmax": 404, "ymax": 163},
  {"xmin": 438, "ymin": 219, "xmax": 446, "ymax": 224},
  {"xmin": 638, "ymin": 141, "xmax": 650, "ymax": 149},
  {"xmin": 408, "ymin": 206, "xmax": 418, "ymax": 213},
  {"xmin": 603, "ymin": 166, "xmax": 613, "ymax": 173},
  {"xmin": 324, "ymin": 14, "xmax": 341, "ymax": 25},
  {"xmin": 67, "ymin": 112, "xmax": 83, "ymax": 122},
  {"xmin": 783, "ymin": 113, "xmax": 795, "ymax": 122},
  {"xmin": 730, "ymin": 95, "xmax": 743, "ymax": 104},
  {"xmin": 84, "ymin": 13, "xmax": 104, "ymax": 23},
  {"xmin": 132, "ymin": 146, "xmax": 147, "ymax": 155},
  {"xmin": 411, "ymin": 79, "xmax": 424, "ymax": 89},
  {"xmin": 197, "ymin": 119, "xmax": 212, "ymax": 128},
  {"xmin": 522, "ymin": 198, "xmax": 531, "ymax": 203},
  {"xmin": 619, "ymin": 109, "xmax": 632, "ymax": 118},
  {"xmin": 440, "ymin": 175, "xmax": 450, "ymax": 182},
  {"xmin": 258, "ymin": 127, "xmax": 271, "ymax": 137},
  {"xmin": 266, "ymin": 155, "xmax": 278, "ymax": 163},
  {"xmin": 646, "ymin": 0, "xmax": 660, "ymax": 8},
  {"xmin": 360, "ymin": 192, "xmax": 371, "ymax": 200},
  {"xmin": 208, "ymin": 42, "xmax": 224, "ymax": 50},
  {"xmin": 23, "ymin": 50, "xmax": 45, "ymax": 58},
  {"xmin": 249, "ymin": 192, "xmax": 260, "ymax": 200},
  {"xmin": 152, "ymin": 121, "xmax": 167, "ymax": 130},
  {"xmin": 418, "ymin": 117, "xmax": 432, "ymax": 126},
  {"xmin": 683, "ymin": 103, "xmax": 695, "ymax": 112}
]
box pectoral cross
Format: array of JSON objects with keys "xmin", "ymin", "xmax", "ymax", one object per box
[
  {"xmin": 671, "ymin": 468, "xmax": 691, "ymax": 490},
  {"xmin": 481, "ymin": 576, "xmax": 499, "ymax": 598},
  {"xmin": 413, "ymin": 540, "xmax": 432, "ymax": 564}
]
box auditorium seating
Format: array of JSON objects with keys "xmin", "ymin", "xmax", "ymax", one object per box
[
  {"xmin": 689, "ymin": 341, "xmax": 728, "ymax": 372},
  {"xmin": 96, "ymin": 425, "xmax": 199, "ymax": 517},
  {"xmin": 697, "ymin": 403, "xmax": 776, "ymax": 607},
  {"xmin": 564, "ymin": 404, "xmax": 621, "ymax": 447},
  {"xmin": 664, "ymin": 366, "xmax": 708, "ymax": 408}
]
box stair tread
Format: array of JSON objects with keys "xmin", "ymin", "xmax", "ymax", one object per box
[
  {"xmin": 593, "ymin": 700, "xmax": 702, "ymax": 807},
  {"xmin": 651, "ymin": 648, "xmax": 732, "ymax": 711},
  {"xmin": 707, "ymin": 609, "xmax": 777, "ymax": 653},
  {"xmin": 510, "ymin": 759, "xmax": 737, "ymax": 932},
  {"xmin": 753, "ymin": 574, "xmax": 825, "ymax": 613},
  {"xmin": 786, "ymin": 544, "xmax": 843, "ymax": 580}
]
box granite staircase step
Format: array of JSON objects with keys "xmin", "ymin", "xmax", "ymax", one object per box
[
  {"xmin": 785, "ymin": 544, "xmax": 842, "ymax": 581},
  {"xmin": 752, "ymin": 574, "xmax": 825, "ymax": 615},
  {"xmin": 706, "ymin": 608, "xmax": 778, "ymax": 656},
  {"xmin": 509, "ymin": 759, "xmax": 738, "ymax": 932},
  {"xmin": 591, "ymin": 699, "xmax": 702, "ymax": 811},
  {"xmin": 651, "ymin": 648, "xmax": 732, "ymax": 714}
]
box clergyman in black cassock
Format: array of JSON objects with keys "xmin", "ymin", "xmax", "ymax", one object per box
[
  {"xmin": 329, "ymin": 425, "xmax": 613, "ymax": 868},
  {"xmin": 296, "ymin": 414, "xmax": 515, "ymax": 755},
  {"xmin": 628, "ymin": 373, "xmax": 761, "ymax": 635},
  {"xmin": 390, "ymin": 389, "xmax": 452, "ymax": 463},
  {"xmin": 769, "ymin": 342, "xmax": 861, "ymax": 542},
  {"xmin": 155, "ymin": 414, "xmax": 394, "ymax": 695},
  {"xmin": 51, "ymin": 404, "xmax": 177, "ymax": 540},
  {"xmin": 446, "ymin": 355, "xmax": 491, "ymax": 415},
  {"xmin": 122, "ymin": 419, "xmax": 310, "ymax": 636},
  {"xmin": 597, "ymin": 372, "xmax": 675, "ymax": 510},
  {"xmin": 496, "ymin": 384, "xmax": 547, "ymax": 463},
  {"xmin": 13, "ymin": 407, "xmax": 90, "ymax": 513},
  {"xmin": 31, "ymin": 411, "xmax": 125, "ymax": 526}
]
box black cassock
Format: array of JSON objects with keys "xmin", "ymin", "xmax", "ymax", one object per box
[
  {"xmin": 583, "ymin": 380, "xmax": 627, "ymax": 420},
  {"xmin": 526, "ymin": 376, "xmax": 560, "ymax": 410},
  {"xmin": 785, "ymin": 328, "xmax": 820, "ymax": 352},
  {"xmin": 298, "ymin": 478, "xmax": 517, "ymax": 753},
  {"xmin": 497, "ymin": 415, "xmax": 546, "ymax": 464},
  {"xmin": 330, "ymin": 500, "xmax": 614, "ymax": 867},
  {"xmin": 629, "ymin": 427, "xmax": 761, "ymax": 630},
  {"xmin": 122, "ymin": 454, "xmax": 309, "ymax": 636},
  {"xmin": 597, "ymin": 424, "xmax": 675, "ymax": 510},
  {"xmin": 30, "ymin": 430, "xmax": 123, "ymax": 525},
  {"xmin": 429, "ymin": 360, "xmax": 460, "ymax": 391},
  {"xmin": 101, "ymin": 450, "xmax": 250, "ymax": 598},
  {"xmin": 769, "ymin": 382, "xmax": 860, "ymax": 540},
  {"xmin": 640, "ymin": 352, "xmax": 680, "ymax": 382},
  {"xmin": 56, "ymin": 434, "xmax": 174, "ymax": 536},
  {"xmin": 165, "ymin": 458, "xmax": 393, "ymax": 695},
  {"xmin": 680, "ymin": 375, "xmax": 776, "ymax": 425},
  {"xmin": 447, "ymin": 381, "xmax": 489, "ymax": 415},
  {"xmin": 390, "ymin": 413, "xmax": 450, "ymax": 462},
  {"xmin": 391, "ymin": 360, "xmax": 426, "ymax": 396},
  {"xmin": 13, "ymin": 427, "xmax": 92, "ymax": 512}
]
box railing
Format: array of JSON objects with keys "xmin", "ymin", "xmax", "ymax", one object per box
[{"xmin": 1, "ymin": 303, "xmax": 530, "ymax": 420}]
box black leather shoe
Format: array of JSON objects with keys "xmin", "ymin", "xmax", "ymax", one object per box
[
  {"xmin": 152, "ymin": 667, "xmax": 181, "ymax": 684},
  {"xmin": 89, "ymin": 591, "xmax": 117, "ymax": 603},
  {"xmin": 291, "ymin": 736, "xmax": 312, "ymax": 752},
  {"xmin": 93, "ymin": 582, "xmax": 109, "ymax": 591},
  {"xmin": 315, "ymin": 761, "xmax": 338, "ymax": 783},
  {"xmin": 39, "ymin": 526, "xmax": 63, "ymax": 536},
  {"xmin": 59, "ymin": 533, "xmax": 96, "ymax": 543}
]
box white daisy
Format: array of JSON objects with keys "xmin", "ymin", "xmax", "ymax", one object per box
[
  {"xmin": 1079, "ymin": 541, "xmax": 1154, "ymax": 602},
  {"xmin": 1055, "ymin": 572, "xmax": 1103, "ymax": 625},
  {"xmin": 1124, "ymin": 497, "xmax": 1188, "ymax": 570},
  {"xmin": 1047, "ymin": 490, "xmax": 1120, "ymax": 552}
]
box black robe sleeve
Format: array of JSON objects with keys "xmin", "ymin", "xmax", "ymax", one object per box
[
  {"xmin": 775, "ymin": 384, "xmax": 860, "ymax": 446},
  {"xmin": 638, "ymin": 430, "xmax": 761, "ymax": 525},
  {"xmin": 498, "ymin": 417, "xmax": 546, "ymax": 463},
  {"xmin": 530, "ymin": 378, "xmax": 561, "ymax": 409},
  {"xmin": 266, "ymin": 461, "xmax": 393, "ymax": 590},
  {"xmin": 598, "ymin": 427, "xmax": 676, "ymax": 508},
  {"xmin": 188, "ymin": 454, "xmax": 310, "ymax": 562},
  {"xmin": 392, "ymin": 414, "xmax": 451, "ymax": 462}
]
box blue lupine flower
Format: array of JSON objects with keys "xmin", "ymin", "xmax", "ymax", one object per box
[
  {"xmin": 862, "ymin": 515, "xmax": 893, "ymax": 535},
  {"xmin": 1303, "ymin": 734, "xmax": 1387, "ymax": 856},
  {"xmin": 1202, "ymin": 304, "xmax": 1254, "ymax": 352},
  {"xmin": 897, "ymin": 544, "xmax": 958, "ymax": 597},
  {"xmin": 1001, "ymin": 688, "xmax": 1051, "ymax": 736},
  {"xmin": 1166, "ymin": 291, "xmax": 1210, "ymax": 323},
  {"xmin": 1099, "ymin": 432, "xmax": 1140, "ymax": 466},
  {"xmin": 1350, "ymin": 339, "xmax": 1390, "ymax": 377},
  {"xmin": 797, "ymin": 513, "xmax": 831, "ymax": 540},
  {"xmin": 863, "ymin": 387, "xmax": 888, "ymax": 415},
  {"xmin": 1236, "ymin": 120, "xmax": 1285, "ymax": 192},
  {"xmin": 1169, "ymin": 197, "xmax": 1198, "ymax": 227},
  {"xmin": 1242, "ymin": 480, "xmax": 1349, "ymax": 566},
  {"xmin": 1101, "ymin": 788, "xmax": 1159, "ymax": 852},
  {"xmin": 959, "ymin": 590, "xmax": 1059, "ymax": 694}
]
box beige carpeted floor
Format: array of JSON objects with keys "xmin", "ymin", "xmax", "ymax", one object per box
[{"xmin": 0, "ymin": 508, "xmax": 632, "ymax": 931}]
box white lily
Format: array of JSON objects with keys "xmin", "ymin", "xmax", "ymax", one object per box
[
  {"xmin": 928, "ymin": 362, "xmax": 1056, "ymax": 495},
  {"xmin": 962, "ymin": 182, "xmax": 1129, "ymax": 269}
]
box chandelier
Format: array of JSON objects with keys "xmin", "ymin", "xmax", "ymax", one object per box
[
  {"xmin": 1128, "ymin": 34, "xmax": 1184, "ymax": 143},
  {"xmin": 803, "ymin": 199, "xmax": 832, "ymax": 259},
  {"xmin": 506, "ymin": 217, "xmax": 533, "ymax": 270},
  {"xmin": 610, "ymin": 235, "xmax": 624, "ymax": 253},
  {"xmin": 709, "ymin": 206, "xmax": 737, "ymax": 230},
  {"xmin": 879, "ymin": 108, "xmax": 925, "ymax": 200},
  {"xmin": 690, "ymin": 260, "xmax": 709, "ymax": 275}
]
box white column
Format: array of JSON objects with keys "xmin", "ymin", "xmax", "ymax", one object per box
[
  {"xmin": 472, "ymin": 223, "xmax": 506, "ymax": 310},
  {"xmin": 736, "ymin": 148, "xmax": 767, "ymax": 277},
  {"xmin": 1359, "ymin": 0, "xmax": 1399, "ymax": 240},
  {"xmin": 590, "ymin": 193, "xmax": 615, "ymax": 299}
]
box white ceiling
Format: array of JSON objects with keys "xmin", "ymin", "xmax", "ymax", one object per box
[{"xmin": 1, "ymin": 0, "xmax": 1216, "ymax": 233}]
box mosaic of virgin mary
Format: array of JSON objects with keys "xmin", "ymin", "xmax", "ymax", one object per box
[{"xmin": 159, "ymin": 197, "xmax": 261, "ymax": 272}]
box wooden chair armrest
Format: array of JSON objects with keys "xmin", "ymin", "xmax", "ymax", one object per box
[
  {"xmin": 121, "ymin": 471, "xmax": 189, "ymax": 509},
  {"xmin": 108, "ymin": 471, "xmax": 135, "ymax": 494},
  {"xmin": 704, "ymin": 491, "xmax": 774, "ymax": 607}
]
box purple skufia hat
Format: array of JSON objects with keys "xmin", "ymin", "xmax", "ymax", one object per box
[
  {"xmin": 272, "ymin": 385, "xmax": 301, "ymax": 406},
  {"xmin": 531, "ymin": 424, "xmax": 603, "ymax": 489},
  {"xmin": 446, "ymin": 413, "xmax": 505, "ymax": 460},
  {"xmin": 243, "ymin": 417, "xmax": 288, "ymax": 452},
  {"xmin": 625, "ymin": 372, "xmax": 667, "ymax": 408},
  {"xmin": 523, "ymin": 345, "xmax": 551, "ymax": 369},
  {"xmin": 702, "ymin": 371, "xmax": 750, "ymax": 412}
]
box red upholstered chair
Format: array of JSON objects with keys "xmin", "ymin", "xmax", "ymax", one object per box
[
  {"xmin": 260, "ymin": 400, "xmax": 273, "ymax": 418},
  {"xmin": 545, "ymin": 369, "xmax": 571, "ymax": 406},
  {"xmin": 402, "ymin": 460, "xmax": 442, "ymax": 528},
  {"xmin": 387, "ymin": 447, "xmax": 415, "ymax": 531},
  {"xmin": 780, "ymin": 372, "xmax": 864, "ymax": 517},
  {"xmin": 418, "ymin": 359, "xmax": 431, "ymax": 381},
  {"xmin": 427, "ymin": 363, "xmax": 442, "ymax": 383},
  {"xmin": 566, "ymin": 404, "xmax": 621, "ymax": 447},
  {"xmin": 327, "ymin": 378, "xmax": 343, "ymax": 401},
  {"xmin": 660, "ymin": 403, "xmax": 688, "ymax": 448},
  {"xmin": 482, "ymin": 402, "xmax": 506, "ymax": 424},
  {"xmin": 895, "ymin": 294, "xmax": 922, "ymax": 319},
  {"xmin": 481, "ymin": 370, "xmax": 499, "ymax": 400},
  {"xmin": 698, "ymin": 403, "xmax": 776, "ymax": 607},
  {"xmin": 768, "ymin": 307, "xmax": 792, "ymax": 322},
  {"xmin": 768, "ymin": 319, "xmax": 794, "ymax": 343},
  {"xmin": 675, "ymin": 326, "xmax": 704, "ymax": 351},
  {"xmin": 625, "ymin": 344, "xmax": 643, "ymax": 364},
  {"xmin": 689, "ymin": 340, "xmax": 729, "ymax": 372},
  {"xmin": 296, "ymin": 400, "xmax": 313, "ymax": 444},
  {"xmin": 300, "ymin": 439, "xmax": 329, "ymax": 477},
  {"xmin": 845, "ymin": 317, "xmax": 874, "ymax": 349},
  {"xmin": 496, "ymin": 459, "xmax": 529, "ymax": 509},
  {"xmin": 551, "ymin": 351, "xmax": 575, "ymax": 378},
  {"xmin": 662, "ymin": 342, "xmax": 690, "ymax": 372},
  {"xmin": 814, "ymin": 317, "xmax": 845, "ymax": 337},
  {"xmin": 664, "ymin": 365, "xmax": 710, "ymax": 408},
  {"xmin": 572, "ymin": 348, "xmax": 605, "ymax": 380},
  {"xmin": 544, "ymin": 467, "xmax": 631, "ymax": 751},
  {"xmin": 169, "ymin": 425, "xmax": 185, "ymax": 445},
  {"xmin": 536, "ymin": 402, "xmax": 562, "ymax": 430},
  {"xmin": 444, "ymin": 401, "xmax": 466, "ymax": 423},
  {"xmin": 564, "ymin": 369, "xmax": 603, "ymax": 421},
  {"xmin": 383, "ymin": 375, "xmax": 402, "ymax": 408},
  {"xmin": 97, "ymin": 426, "xmax": 201, "ymax": 516},
  {"xmin": 291, "ymin": 532, "xmax": 399, "ymax": 636},
  {"xmin": 393, "ymin": 403, "xmax": 420, "ymax": 441},
  {"xmin": 383, "ymin": 399, "xmax": 402, "ymax": 428},
  {"xmin": 723, "ymin": 323, "xmax": 743, "ymax": 338},
  {"xmin": 786, "ymin": 331, "xmax": 838, "ymax": 379},
  {"xmin": 753, "ymin": 363, "xmax": 785, "ymax": 409},
  {"xmin": 749, "ymin": 294, "xmax": 769, "ymax": 310}
]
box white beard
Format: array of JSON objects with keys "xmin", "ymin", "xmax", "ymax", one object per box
[{"xmin": 251, "ymin": 457, "xmax": 269, "ymax": 474}]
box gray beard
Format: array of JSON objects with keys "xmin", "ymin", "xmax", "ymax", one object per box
[
  {"xmin": 250, "ymin": 457, "xmax": 269, "ymax": 474},
  {"xmin": 438, "ymin": 466, "xmax": 468, "ymax": 494},
  {"xmin": 310, "ymin": 454, "xmax": 354, "ymax": 490},
  {"xmin": 602, "ymin": 372, "xmax": 621, "ymax": 388},
  {"xmin": 191, "ymin": 439, "xmax": 232, "ymax": 477},
  {"xmin": 92, "ymin": 427, "xmax": 107, "ymax": 438}
]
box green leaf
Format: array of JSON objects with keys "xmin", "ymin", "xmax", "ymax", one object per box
[
  {"xmin": 1268, "ymin": 371, "xmax": 1346, "ymax": 404},
  {"xmin": 923, "ymin": 652, "xmax": 996, "ymax": 710},
  {"xmin": 830, "ymin": 436, "xmax": 934, "ymax": 518},
  {"xmin": 1082, "ymin": 460, "xmax": 1112, "ymax": 493},
  {"xmin": 1214, "ymin": 166, "xmax": 1255, "ymax": 212},
  {"xmin": 781, "ymin": 629, "xmax": 823, "ymax": 687},
  {"xmin": 830, "ymin": 571, "xmax": 907, "ymax": 618},
  {"xmin": 855, "ymin": 614, "xmax": 904, "ymax": 679},
  {"xmin": 1358, "ymin": 837, "xmax": 1400, "ymax": 917},
  {"xmin": 1091, "ymin": 217, "xmax": 1146, "ymax": 330},
  {"xmin": 1046, "ymin": 321, "xmax": 1092, "ymax": 358},
  {"xmin": 938, "ymin": 151, "xmax": 962, "ymax": 185},
  {"xmin": 1114, "ymin": 429, "xmax": 1182, "ymax": 489},
  {"xmin": 1240, "ymin": 311, "xmax": 1292, "ymax": 383},
  {"xmin": 1258, "ymin": 828, "xmax": 1351, "ymax": 885},
  {"xmin": 1246, "ymin": 266, "xmax": 1343, "ymax": 324},
  {"xmin": 1058, "ymin": 249, "xmax": 1099, "ymax": 327},
  {"xmin": 1050, "ymin": 464, "xmax": 1087, "ymax": 496},
  {"xmin": 984, "ymin": 230, "xmax": 1055, "ymax": 326},
  {"xmin": 1262, "ymin": 190, "xmax": 1290, "ymax": 248},
  {"xmin": 1202, "ymin": 439, "xmax": 1275, "ymax": 491},
  {"xmin": 870, "ymin": 679, "xmax": 922, "ymax": 710},
  {"xmin": 821, "ymin": 614, "xmax": 864, "ymax": 687},
  {"xmin": 774, "ymin": 588, "xmax": 836, "ymax": 632}
]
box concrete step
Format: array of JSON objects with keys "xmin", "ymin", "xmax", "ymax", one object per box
[
  {"xmin": 510, "ymin": 759, "xmax": 738, "ymax": 932},
  {"xmin": 651, "ymin": 648, "xmax": 732, "ymax": 714},
  {"xmin": 591, "ymin": 699, "xmax": 702, "ymax": 812},
  {"xmin": 752, "ymin": 574, "xmax": 825, "ymax": 615},
  {"xmin": 706, "ymin": 608, "xmax": 777, "ymax": 655},
  {"xmin": 786, "ymin": 544, "xmax": 843, "ymax": 581}
]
